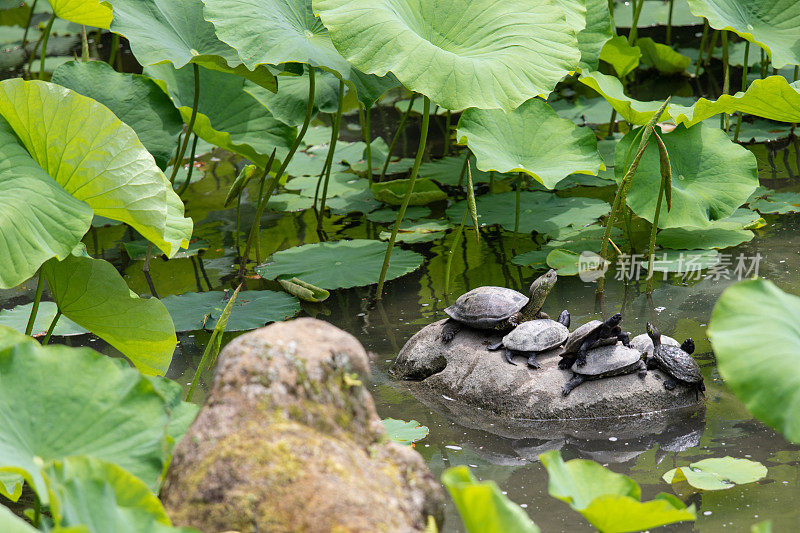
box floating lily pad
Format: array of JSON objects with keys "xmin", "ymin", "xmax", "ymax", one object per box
[
  {"xmin": 379, "ymin": 220, "xmax": 451, "ymax": 243},
  {"xmin": 456, "ymin": 98, "xmax": 605, "ymax": 189},
  {"xmin": 708, "ymin": 280, "xmax": 800, "ymax": 443},
  {"xmin": 367, "ymin": 206, "xmax": 431, "ymax": 223},
  {"xmin": 546, "ymin": 247, "xmax": 606, "ymax": 276},
  {"xmin": 639, "ymin": 250, "xmax": 721, "ymax": 273},
  {"xmin": 657, "ymin": 226, "xmax": 754, "ymax": 250},
  {"xmin": 750, "ymin": 191, "xmax": 800, "ymax": 214},
  {"xmin": 382, "ymin": 418, "xmax": 429, "ymax": 445},
  {"xmin": 0, "ymin": 301, "xmax": 87, "ymax": 337},
  {"xmin": 540, "ymin": 450, "xmax": 696, "ymax": 533},
  {"xmin": 419, "ymin": 155, "xmax": 495, "ymax": 186},
  {"xmin": 256, "ymin": 239, "xmax": 423, "ymax": 289},
  {"xmin": 371, "ymin": 178, "xmax": 446, "ymax": 206},
  {"xmin": 447, "ymin": 191, "xmax": 609, "ymax": 235},
  {"xmin": 663, "ymin": 457, "xmax": 767, "ymax": 490},
  {"xmin": 286, "ymin": 149, "xmax": 347, "ymax": 177},
  {"xmin": 286, "ymin": 172, "xmax": 364, "ymax": 198},
  {"xmin": 161, "ymin": 290, "xmax": 300, "ymax": 332},
  {"xmin": 326, "ymin": 188, "xmax": 381, "ymax": 214}
]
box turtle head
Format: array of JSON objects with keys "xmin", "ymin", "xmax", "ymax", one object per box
[
  {"xmin": 527, "ymin": 269, "xmax": 557, "ymax": 305},
  {"xmin": 646, "ymin": 322, "xmax": 661, "ymax": 343},
  {"xmin": 557, "ymin": 309, "xmax": 570, "ymax": 328},
  {"xmin": 681, "ymin": 338, "xmax": 695, "ymax": 354},
  {"xmin": 606, "ymin": 313, "xmax": 622, "ymax": 328}
]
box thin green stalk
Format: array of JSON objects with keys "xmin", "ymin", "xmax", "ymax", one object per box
[
  {"xmin": 376, "ymin": 95, "xmax": 431, "ymax": 300},
  {"xmin": 25, "ymin": 274, "xmax": 44, "ymax": 335},
  {"xmin": 734, "ymin": 41, "xmax": 750, "ymax": 142},
  {"xmin": 177, "ymin": 133, "xmax": 199, "ymax": 196},
  {"xmin": 444, "ymin": 206, "xmax": 468, "ymax": 294},
  {"xmin": 666, "ymin": 0, "xmax": 675, "ymax": 44},
  {"xmin": 170, "ymin": 63, "xmax": 200, "ymax": 184},
  {"xmin": 379, "ymin": 94, "xmax": 416, "ymax": 182},
  {"xmin": 80, "ymin": 26, "xmax": 89, "ymax": 61},
  {"xmin": 646, "ymin": 132, "xmax": 671, "ymax": 294},
  {"xmin": 514, "ymin": 173, "xmax": 522, "ymax": 235},
  {"xmin": 444, "ymin": 110, "xmax": 452, "ymax": 156},
  {"xmin": 33, "ymin": 493, "xmax": 41, "ymax": 528},
  {"xmin": 363, "ymin": 106, "xmax": 373, "ymax": 184},
  {"xmin": 760, "ymin": 48, "xmax": 767, "ymax": 79},
  {"xmin": 38, "ymin": 13, "xmax": 55, "ymax": 80},
  {"xmin": 607, "ymin": 109, "xmax": 617, "ymax": 138},
  {"xmin": 720, "ymin": 31, "xmax": 729, "ymax": 131},
  {"xmin": 628, "ymin": 0, "xmax": 645, "ymax": 44},
  {"xmin": 41, "ymin": 310, "xmax": 61, "ymax": 346},
  {"xmin": 317, "ymin": 78, "xmax": 346, "ymax": 223},
  {"xmin": 241, "ymin": 68, "xmax": 316, "ymax": 275},
  {"xmin": 108, "ymin": 33, "xmax": 120, "ymax": 66},
  {"xmin": 251, "ymin": 149, "xmax": 276, "ymax": 265},
  {"xmin": 20, "ymin": 0, "xmax": 38, "ymax": 52},
  {"xmin": 457, "ymin": 150, "xmax": 470, "ymax": 187},
  {"xmin": 694, "ymin": 20, "xmax": 709, "ymax": 78},
  {"xmin": 794, "ymin": 65, "xmax": 799, "ymax": 83}
]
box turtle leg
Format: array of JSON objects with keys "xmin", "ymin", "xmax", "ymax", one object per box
[
  {"xmin": 507, "ymin": 313, "xmax": 521, "ymax": 327},
  {"xmin": 487, "ymin": 341, "xmax": 503, "ymax": 351},
  {"xmin": 523, "ymin": 351, "xmax": 541, "ymax": 369},
  {"xmin": 441, "ymin": 319, "xmax": 461, "ymax": 343},
  {"xmin": 645, "ymin": 356, "xmax": 657, "ymax": 370},
  {"xmin": 562, "ymin": 374, "xmax": 585, "ymax": 396},
  {"xmin": 504, "ymin": 348, "xmax": 517, "ymax": 365},
  {"xmin": 558, "ymin": 356, "xmax": 573, "ymax": 370},
  {"xmin": 663, "ymin": 377, "xmax": 677, "ymax": 390},
  {"xmin": 618, "ymin": 331, "xmax": 631, "ymax": 347},
  {"xmin": 636, "ymin": 360, "xmax": 647, "ymax": 378},
  {"xmin": 577, "ymin": 338, "xmax": 592, "ymax": 367}
]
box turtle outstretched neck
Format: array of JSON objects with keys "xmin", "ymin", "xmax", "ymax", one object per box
[{"xmin": 511, "ymin": 269, "xmax": 557, "ymax": 324}]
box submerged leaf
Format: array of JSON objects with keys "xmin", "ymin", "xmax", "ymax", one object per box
[
  {"xmin": 160, "ymin": 290, "xmax": 300, "ymax": 332},
  {"xmin": 381, "ymin": 419, "xmax": 429, "ymax": 445}
]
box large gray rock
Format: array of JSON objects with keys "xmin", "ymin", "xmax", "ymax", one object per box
[
  {"xmin": 395, "ymin": 320, "xmax": 703, "ymax": 424},
  {"xmin": 163, "ymin": 318, "xmax": 444, "ymax": 533}
]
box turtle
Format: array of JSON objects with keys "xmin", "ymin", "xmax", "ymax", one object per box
[
  {"xmin": 630, "ymin": 332, "xmax": 694, "ymax": 367},
  {"xmin": 562, "ymin": 344, "xmax": 647, "ymax": 396},
  {"xmin": 441, "ymin": 269, "xmax": 557, "ymax": 343},
  {"xmin": 558, "ymin": 313, "xmax": 631, "ymax": 369},
  {"xmin": 646, "ymin": 322, "xmax": 704, "ymax": 397},
  {"xmin": 487, "ymin": 310, "xmax": 571, "ymax": 368}
]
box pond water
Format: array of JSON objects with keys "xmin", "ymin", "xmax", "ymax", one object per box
[{"xmin": 3, "ymin": 122, "xmax": 800, "ymax": 531}]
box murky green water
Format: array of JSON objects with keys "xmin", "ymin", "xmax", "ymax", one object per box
[{"xmin": 4, "ymin": 137, "xmax": 800, "ymax": 532}]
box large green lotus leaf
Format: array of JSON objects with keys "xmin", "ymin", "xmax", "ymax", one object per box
[
  {"xmin": 314, "ymin": 0, "xmax": 580, "ymax": 111},
  {"xmin": 615, "ymin": 124, "xmax": 758, "ymax": 228},
  {"xmin": 599, "ymin": 35, "xmax": 642, "ymax": 77},
  {"xmin": 160, "ymin": 290, "xmax": 300, "ymax": 332},
  {"xmin": 49, "ymin": 0, "xmax": 111, "ymax": 28},
  {"xmin": 657, "ymin": 209, "xmax": 758, "ymax": 249},
  {"xmin": 708, "ymin": 280, "xmax": 800, "ymax": 442},
  {"xmin": 0, "ymin": 79, "xmax": 192, "ymax": 257},
  {"xmin": 447, "ymin": 191, "xmax": 609, "ymax": 235},
  {"xmin": 202, "ymin": 0, "xmax": 398, "ymax": 107},
  {"xmin": 663, "ymin": 457, "xmax": 767, "ymax": 490},
  {"xmin": 371, "ymin": 178, "xmax": 446, "ymax": 206},
  {"xmin": 256, "ymin": 239, "xmax": 423, "ymax": 289},
  {"xmin": 41, "ymin": 252, "xmax": 177, "ymax": 376},
  {"xmin": 0, "ymin": 343, "xmax": 173, "ymax": 503},
  {"xmin": 456, "ymin": 98, "xmax": 605, "ymax": 189},
  {"xmin": 145, "ymin": 63, "xmax": 296, "ymax": 168},
  {"xmin": 286, "ymin": 172, "xmax": 363, "ymax": 198},
  {"xmin": 51, "ymin": 61, "xmax": 183, "ymax": 170},
  {"xmin": 244, "ymin": 68, "xmax": 342, "ymax": 127},
  {"xmin": 109, "ymin": 0, "xmax": 276, "ymax": 91},
  {"xmin": 637, "ymin": 37, "xmax": 691, "ymax": 74},
  {"xmin": 0, "ymin": 119, "xmax": 92, "ymax": 289},
  {"xmin": 381, "ymin": 419, "xmax": 429, "ymax": 446},
  {"xmin": 0, "ymin": 301, "xmax": 88, "ymax": 337},
  {"xmin": 576, "ymin": 0, "xmax": 614, "ymax": 71},
  {"xmin": 442, "ymin": 466, "xmax": 539, "ymax": 533},
  {"xmin": 0, "ymin": 505, "xmax": 41, "ymax": 533},
  {"xmin": 540, "ymin": 451, "xmax": 695, "ymax": 532},
  {"xmin": 686, "ymin": 0, "xmax": 800, "ymax": 68}
]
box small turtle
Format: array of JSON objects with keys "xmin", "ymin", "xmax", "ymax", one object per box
[
  {"xmin": 630, "ymin": 332, "xmax": 694, "ymax": 367},
  {"xmin": 441, "ymin": 269, "xmax": 557, "ymax": 343},
  {"xmin": 558, "ymin": 313, "xmax": 631, "ymax": 369},
  {"xmin": 646, "ymin": 323, "xmax": 704, "ymax": 397},
  {"xmin": 487, "ymin": 310, "xmax": 571, "ymax": 368},
  {"xmin": 562, "ymin": 344, "xmax": 647, "ymax": 396}
]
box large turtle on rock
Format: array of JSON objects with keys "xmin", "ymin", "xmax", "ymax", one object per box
[
  {"xmin": 558, "ymin": 313, "xmax": 631, "ymax": 369},
  {"xmin": 487, "ymin": 310, "xmax": 570, "ymax": 368},
  {"xmin": 562, "ymin": 344, "xmax": 647, "ymax": 396},
  {"xmin": 646, "ymin": 323, "xmax": 704, "ymax": 397},
  {"xmin": 441, "ymin": 269, "xmax": 558, "ymax": 343}
]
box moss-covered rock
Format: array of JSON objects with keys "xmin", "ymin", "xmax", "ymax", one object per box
[{"xmin": 162, "ymin": 318, "xmax": 443, "ymax": 532}]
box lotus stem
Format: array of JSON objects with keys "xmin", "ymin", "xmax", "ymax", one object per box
[
  {"xmin": 445, "ymin": 205, "xmax": 468, "ymax": 294},
  {"xmin": 170, "ymin": 64, "xmax": 200, "ymax": 184},
  {"xmin": 514, "ymin": 173, "xmax": 522, "ymax": 235},
  {"xmin": 444, "ymin": 110, "xmax": 452, "ymax": 156},
  {"xmin": 360, "ymin": 105, "xmax": 373, "ymax": 184},
  {"xmin": 143, "ymin": 242, "xmax": 159, "ymax": 298},
  {"xmin": 248, "ymin": 149, "xmax": 276, "ymax": 265},
  {"xmin": 42, "ymin": 310, "xmax": 61, "ymax": 346},
  {"xmin": 760, "ymin": 48, "xmax": 767, "ymax": 79},
  {"xmin": 20, "ymin": 0, "xmax": 38, "ymax": 54},
  {"xmin": 734, "ymin": 41, "xmax": 750, "ymax": 142},
  {"xmin": 694, "ymin": 20, "xmax": 709, "ymax": 78},
  {"xmin": 177, "ymin": 133, "xmax": 199, "ymax": 197},
  {"xmin": 628, "ymin": 0, "xmax": 644, "ymax": 45},
  {"xmin": 794, "ymin": 65, "xmax": 799, "ymax": 83},
  {"xmin": 38, "ymin": 14, "xmax": 55, "ymax": 80},
  {"xmin": 720, "ymin": 31, "xmax": 729, "ymax": 131},
  {"xmin": 376, "ymin": 95, "xmax": 431, "ymax": 300},
  {"xmin": 25, "ymin": 273, "xmax": 44, "ymax": 336},
  {"xmin": 241, "ymin": 68, "xmax": 316, "ymax": 276},
  {"xmin": 457, "ymin": 149, "xmax": 470, "ymax": 187},
  {"xmin": 666, "ymin": 0, "xmax": 675, "ymax": 44},
  {"xmin": 607, "ymin": 109, "xmax": 617, "ymax": 138},
  {"xmin": 646, "ymin": 132, "xmax": 671, "ymax": 294},
  {"xmin": 317, "ymin": 78, "xmax": 346, "ymax": 223},
  {"xmin": 380, "ymin": 94, "xmax": 417, "ymax": 182},
  {"xmin": 108, "ymin": 33, "xmax": 120, "ymax": 67},
  {"xmin": 80, "ymin": 26, "xmax": 89, "ymax": 61}
]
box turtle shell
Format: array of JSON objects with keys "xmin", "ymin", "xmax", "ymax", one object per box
[
  {"xmin": 654, "ymin": 345, "xmax": 702, "ymax": 384},
  {"xmin": 562, "ymin": 320, "xmax": 603, "ymax": 354},
  {"xmin": 571, "ymin": 344, "xmax": 643, "ymax": 376},
  {"xmin": 444, "ymin": 286, "xmax": 527, "ymax": 329},
  {"xmin": 502, "ymin": 319, "xmax": 568, "ymax": 352},
  {"xmin": 630, "ymin": 333, "xmax": 679, "ymax": 356}
]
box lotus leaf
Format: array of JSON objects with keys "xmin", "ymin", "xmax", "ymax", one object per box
[
  {"xmin": 0, "ymin": 343, "xmax": 177, "ymax": 503},
  {"xmin": 419, "ymin": 155, "xmax": 495, "ymax": 186},
  {"xmin": 686, "ymin": 0, "xmax": 800, "ymax": 68},
  {"xmin": 41, "ymin": 251, "xmax": 177, "ymax": 376},
  {"xmin": 750, "ymin": 191, "xmax": 800, "ymax": 214},
  {"xmin": 447, "ymin": 192, "xmax": 609, "ymax": 235},
  {"xmin": 708, "ymin": 280, "xmax": 800, "ymax": 442},
  {"xmin": 51, "ymin": 61, "xmax": 183, "ymax": 170},
  {"xmin": 0, "ymin": 79, "xmax": 192, "ymax": 257},
  {"xmin": 371, "ymin": 178, "xmax": 446, "ymax": 206},
  {"xmin": 0, "ymin": 505, "xmax": 40, "ymax": 532},
  {"xmin": 109, "ymin": 0, "xmax": 277, "ymax": 90},
  {"xmin": 244, "ymin": 68, "xmax": 342, "ymax": 127},
  {"xmin": 256, "ymin": 239, "xmax": 423, "ymax": 289},
  {"xmin": 381, "ymin": 419, "xmax": 429, "ymax": 445},
  {"xmin": 639, "ymin": 250, "xmax": 721, "ymax": 273},
  {"xmin": 600, "ymin": 35, "xmax": 642, "ymax": 77},
  {"xmin": 550, "ymin": 96, "xmax": 618, "ymax": 126},
  {"xmin": 161, "ymin": 290, "xmax": 300, "ymax": 332},
  {"xmin": 286, "ymin": 172, "xmax": 363, "ymax": 199},
  {"xmin": 540, "ymin": 450, "xmax": 695, "ymax": 532},
  {"xmin": 575, "ymin": 0, "xmax": 614, "ymax": 71},
  {"xmin": 637, "ymin": 37, "xmax": 691, "ymax": 74},
  {"xmin": 367, "ymin": 206, "xmax": 431, "ymax": 223},
  {"xmin": 615, "ymin": 123, "xmax": 758, "ymax": 228},
  {"xmin": 663, "ymin": 457, "xmax": 767, "ymax": 490},
  {"xmin": 657, "ymin": 224, "xmax": 754, "ymax": 250},
  {"xmin": 0, "ymin": 301, "xmax": 87, "ymax": 337},
  {"xmin": 732, "ymin": 118, "xmax": 793, "ymax": 143},
  {"xmin": 146, "ymin": 63, "xmax": 296, "ymax": 168},
  {"xmin": 315, "ymin": 0, "xmax": 580, "ymax": 111},
  {"xmin": 379, "ymin": 220, "xmax": 451, "ymax": 243},
  {"xmin": 457, "ymin": 98, "xmax": 605, "ymax": 189},
  {"xmin": 442, "ymin": 466, "xmax": 540, "ymax": 533},
  {"xmin": 49, "ymin": 0, "xmax": 111, "ymax": 28}
]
